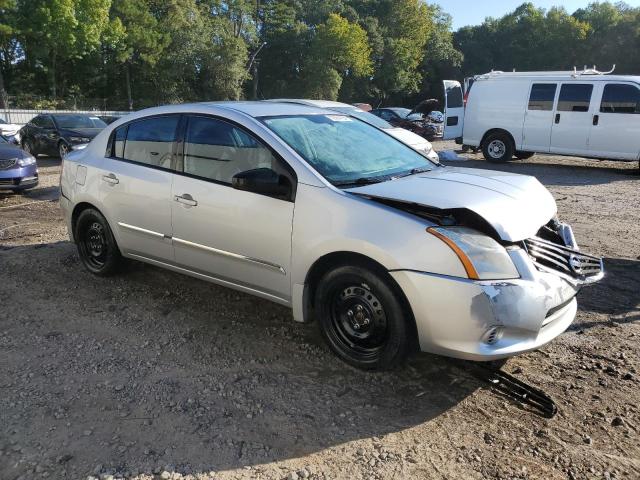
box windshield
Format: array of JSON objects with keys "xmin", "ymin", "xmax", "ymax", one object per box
[
  {"xmin": 330, "ymin": 107, "xmax": 392, "ymax": 129},
  {"xmin": 0, "ymin": 118, "xmax": 6, "ymax": 124},
  {"xmin": 262, "ymin": 114, "xmax": 435, "ymax": 185},
  {"xmin": 53, "ymin": 115, "xmax": 107, "ymax": 129},
  {"xmin": 0, "ymin": 135, "xmax": 7, "ymax": 143}
]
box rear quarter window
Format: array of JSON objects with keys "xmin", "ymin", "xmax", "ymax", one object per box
[{"xmin": 600, "ymin": 84, "xmax": 640, "ymax": 114}]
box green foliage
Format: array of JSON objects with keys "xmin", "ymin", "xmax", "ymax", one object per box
[{"xmin": 2, "ymin": 1, "xmax": 639, "ymax": 109}]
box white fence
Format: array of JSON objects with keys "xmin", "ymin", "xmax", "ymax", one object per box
[{"xmin": 1, "ymin": 109, "xmax": 132, "ymax": 126}]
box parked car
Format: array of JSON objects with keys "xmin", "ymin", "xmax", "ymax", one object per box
[
  {"xmin": 20, "ymin": 113, "xmax": 108, "ymax": 158},
  {"xmin": 0, "ymin": 134, "xmax": 38, "ymax": 193},
  {"xmin": 269, "ymin": 99, "xmax": 439, "ymax": 161},
  {"xmin": 0, "ymin": 117, "xmax": 21, "ymax": 144},
  {"xmin": 98, "ymin": 115, "xmax": 122, "ymax": 125},
  {"xmin": 60, "ymin": 102, "xmax": 603, "ymax": 370},
  {"xmin": 370, "ymin": 107, "xmax": 441, "ymax": 140},
  {"xmin": 352, "ymin": 103, "xmax": 372, "ymax": 112},
  {"xmin": 443, "ymin": 68, "xmax": 640, "ymax": 164}
]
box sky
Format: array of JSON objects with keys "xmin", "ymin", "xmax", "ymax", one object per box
[{"xmin": 437, "ymin": 0, "xmax": 640, "ymax": 30}]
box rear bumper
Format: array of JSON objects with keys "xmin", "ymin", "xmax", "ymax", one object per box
[{"xmin": 391, "ymin": 249, "xmax": 583, "ymax": 361}]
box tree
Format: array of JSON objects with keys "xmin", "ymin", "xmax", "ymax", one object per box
[
  {"xmin": 109, "ymin": 0, "xmax": 168, "ymax": 109},
  {"xmin": 17, "ymin": 0, "xmax": 111, "ymax": 97},
  {"xmin": 303, "ymin": 13, "xmax": 372, "ymax": 99},
  {"xmin": 0, "ymin": 0, "xmax": 16, "ymax": 108}
]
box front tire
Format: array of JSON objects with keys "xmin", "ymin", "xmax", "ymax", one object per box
[
  {"xmin": 482, "ymin": 132, "xmax": 514, "ymax": 163},
  {"xmin": 74, "ymin": 208, "xmax": 123, "ymax": 276},
  {"xmin": 59, "ymin": 142, "xmax": 70, "ymax": 158},
  {"xmin": 314, "ymin": 265, "xmax": 412, "ymax": 371}
]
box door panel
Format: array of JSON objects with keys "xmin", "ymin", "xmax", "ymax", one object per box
[
  {"xmin": 170, "ymin": 115, "xmax": 294, "ymax": 299},
  {"xmin": 521, "ymin": 83, "xmax": 558, "ymax": 152},
  {"xmin": 98, "ymin": 159, "xmax": 174, "ymax": 261},
  {"xmin": 443, "ymin": 80, "xmax": 464, "ymax": 140},
  {"xmin": 550, "ymin": 83, "xmax": 594, "ymax": 156},
  {"xmin": 588, "ymin": 82, "xmax": 640, "ymax": 160},
  {"xmin": 98, "ymin": 115, "xmax": 180, "ymax": 261},
  {"xmin": 171, "ymin": 176, "xmax": 293, "ymax": 299}
]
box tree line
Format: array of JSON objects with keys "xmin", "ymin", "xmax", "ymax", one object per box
[{"xmin": 0, "ymin": 1, "xmax": 638, "ymax": 111}]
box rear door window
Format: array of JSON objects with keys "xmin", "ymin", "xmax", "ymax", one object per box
[
  {"xmin": 600, "ymin": 83, "xmax": 640, "ymax": 114},
  {"xmin": 122, "ymin": 116, "xmax": 180, "ymax": 169},
  {"xmin": 528, "ymin": 83, "xmax": 557, "ymax": 111},
  {"xmin": 557, "ymin": 84, "xmax": 593, "ymax": 112}
]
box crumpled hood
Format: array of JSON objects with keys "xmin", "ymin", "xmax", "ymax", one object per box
[{"xmin": 347, "ymin": 166, "xmax": 557, "ymax": 242}]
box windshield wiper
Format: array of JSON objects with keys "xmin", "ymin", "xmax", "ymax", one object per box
[
  {"xmin": 333, "ymin": 176, "xmax": 388, "ymax": 187},
  {"xmin": 393, "ymin": 166, "xmax": 432, "ymax": 179}
]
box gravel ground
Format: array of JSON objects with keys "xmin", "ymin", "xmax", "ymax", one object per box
[{"xmin": 0, "ymin": 143, "xmax": 639, "ymax": 480}]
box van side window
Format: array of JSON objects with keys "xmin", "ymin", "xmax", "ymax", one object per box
[
  {"xmin": 557, "ymin": 84, "xmax": 593, "ymax": 112},
  {"xmin": 182, "ymin": 116, "xmax": 278, "ymax": 184},
  {"xmin": 123, "ymin": 116, "xmax": 180, "ymax": 169},
  {"xmin": 600, "ymin": 84, "xmax": 640, "ymax": 114},
  {"xmin": 528, "ymin": 84, "xmax": 557, "ymax": 111}
]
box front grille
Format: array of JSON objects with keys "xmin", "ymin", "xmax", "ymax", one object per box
[
  {"xmin": 0, "ymin": 178, "xmax": 17, "ymax": 186},
  {"xmin": 524, "ymin": 236, "xmax": 603, "ymax": 280},
  {"xmin": 0, "ymin": 159, "xmax": 17, "ymax": 170}
]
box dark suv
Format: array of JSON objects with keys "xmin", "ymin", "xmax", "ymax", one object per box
[{"xmin": 19, "ymin": 113, "xmax": 107, "ymax": 158}]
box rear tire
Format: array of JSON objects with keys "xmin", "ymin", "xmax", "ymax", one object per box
[
  {"xmin": 515, "ymin": 151, "xmax": 535, "ymax": 160},
  {"xmin": 482, "ymin": 132, "xmax": 514, "ymax": 163},
  {"xmin": 74, "ymin": 208, "xmax": 123, "ymax": 276},
  {"xmin": 314, "ymin": 265, "xmax": 412, "ymax": 371}
]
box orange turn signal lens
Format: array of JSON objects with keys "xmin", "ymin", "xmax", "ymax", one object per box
[{"xmin": 427, "ymin": 227, "xmax": 480, "ymax": 280}]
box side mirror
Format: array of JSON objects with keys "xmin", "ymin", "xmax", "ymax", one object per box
[{"xmin": 232, "ymin": 168, "xmax": 292, "ymax": 199}]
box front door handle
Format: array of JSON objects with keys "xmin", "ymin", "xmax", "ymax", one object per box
[
  {"xmin": 102, "ymin": 173, "xmax": 119, "ymax": 185},
  {"xmin": 174, "ymin": 193, "xmax": 197, "ymax": 207},
  {"xmin": 555, "ymin": 113, "xmax": 561, "ymax": 124},
  {"xmin": 593, "ymin": 114, "xmax": 599, "ymax": 126}
]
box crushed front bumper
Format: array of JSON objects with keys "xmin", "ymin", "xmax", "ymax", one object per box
[{"xmin": 391, "ymin": 248, "xmax": 593, "ymax": 361}]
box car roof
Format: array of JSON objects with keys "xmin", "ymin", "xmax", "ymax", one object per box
[
  {"xmin": 268, "ymin": 99, "xmax": 356, "ymax": 109},
  {"xmin": 200, "ymin": 101, "xmax": 334, "ymax": 117}
]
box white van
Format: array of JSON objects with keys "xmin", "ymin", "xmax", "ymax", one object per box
[{"xmin": 443, "ymin": 69, "xmax": 640, "ymax": 165}]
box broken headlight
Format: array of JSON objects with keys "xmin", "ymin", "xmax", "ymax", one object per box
[{"xmin": 427, "ymin": 227, "xmax": 519, "ymax": 280}]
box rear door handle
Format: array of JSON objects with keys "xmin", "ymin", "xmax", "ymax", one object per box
[
  {"xmin": 555, "ymin": 113, "xmax": 561, "ymax": 124},
  {"xmin": 174, "ymin": 194, "xmax": 197, "ymax": 207},
  {"xmin": 593, "ymin": 114, "xmax": 599, "ymax": 126},
  {"xmin": 102, "ymin": 173, "xmax": 119, "ymax": 185}
]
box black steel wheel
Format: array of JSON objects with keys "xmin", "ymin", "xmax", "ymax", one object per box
[
  {"xmin": 75, "ymin": 208, "xmax": 123, "ymax": 276},
  {"xmin": 315, "ymin": 265, "xmax": 412, "ymax": 370}
]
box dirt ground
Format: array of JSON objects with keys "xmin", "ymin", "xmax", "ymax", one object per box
[{"xmin": 1, "ymin": 142, "xmax": 639, "ymax": 480}]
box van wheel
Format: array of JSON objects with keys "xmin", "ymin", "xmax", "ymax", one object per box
[
  {"xmin": 314, "ymin": 265, "xmax": 411, "ymax": 371},
  {"xmin": 515, "ymin": 151, "xmax": 535, "ymax": 160},
  {"xmin": 75, "ymin": 208, "xmax": 123, "ymax": 276},
  {"xmin": 482, "ymin": 132, "xmax": 514, "ymax": 163}
]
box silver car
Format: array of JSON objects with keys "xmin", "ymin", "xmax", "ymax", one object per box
[{"xmin": 59, "ymin": 102, "xmax": 603, "ymax": 370}]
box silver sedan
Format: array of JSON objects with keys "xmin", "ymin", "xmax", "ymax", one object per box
[{"xmin": 59, "ymin": 102, "xmax": 603, "ymax": 370}]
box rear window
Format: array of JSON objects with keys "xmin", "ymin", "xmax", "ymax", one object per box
[
  {"xmin": 557, "ymin": 84, "xmax": 593, "ymax": 112},
  {"xmin": 600, "ymin": 84, "xmax": 640, "ymax": 114},
  {"xmin": 528, "ymin": 83, "xmax": 557, "ymax": 111},
  {"xmin": 110, "ymin": 115, "xmax": 180, "ymax": 169}
]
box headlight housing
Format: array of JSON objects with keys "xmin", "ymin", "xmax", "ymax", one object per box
[
  {"xmin": 69, "ymin": 136, "xmax": 90, "ymax": 143},
  {"xmin": 427, "ymin": 227, "xmax": 519, "ymax": 280},
  {"xmin": 17, "ymin": 155, "xmax": 36, "ymax": 167}
]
